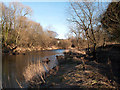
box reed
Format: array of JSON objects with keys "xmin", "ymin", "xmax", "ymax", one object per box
[{"xmin": 23, "ymin": 60, "xmax": 49, "ymax": 86}]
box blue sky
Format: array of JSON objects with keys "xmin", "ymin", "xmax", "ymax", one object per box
[{"xmin": 22, "ymin": 2, "xmax": 69, "ymax": 39}]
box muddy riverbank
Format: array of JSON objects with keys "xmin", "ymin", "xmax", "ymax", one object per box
[{"xmin": 2, "ymin": 45, "xmax": 64, "ymax": 55}]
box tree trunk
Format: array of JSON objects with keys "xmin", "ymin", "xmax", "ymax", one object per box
[
  {"xmin": 85, "ymin": 30, "xmax": 90, "ymax": 52},
  {"xmin": 91, "ymin": 28, "xmax": 97, "ymax": 60},
  {"xmin": 88, "ymin": 41, "xmax": 90, "ymax": 52},
  {"xmin": 93, "ymin": 42, "xmax": 96, "ymax": 60},
  {"xmin": 15, "ymin": 31, "xmax": 19, "ymax": 46},
  {"xmin": 103, "ymin": 37, "xmax": 106, "ymax": 48},
  {"xmin": 77, "ymin": 38, "xmax": 80, "ymax": 49}
]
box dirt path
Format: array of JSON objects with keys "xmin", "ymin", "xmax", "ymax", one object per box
[
  {"xmin": 44, "ymin": 63, "xmax": 78, "ymax": 88},
  {"xmin": 43, "ymin": 58, "xmax": 118, "ymax": 88}
]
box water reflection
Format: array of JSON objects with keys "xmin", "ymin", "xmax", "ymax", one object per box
[{"xmin": 2, "ymin": 49, "xmax": 65, "ymax": 88}]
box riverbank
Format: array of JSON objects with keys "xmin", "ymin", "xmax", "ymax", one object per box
[
  {"xmin": 2, "ymin": 45, "xmax": 66, "ymax": 55},
  {"xmin": 27, "ymin": 45, "xmax": 120, "ymax": 88}
]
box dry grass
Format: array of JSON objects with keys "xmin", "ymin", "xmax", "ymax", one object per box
[
  {"xmin": 23, "ymin": 60, "xmax": 49, "ymax": 85},
  {"xmin": 64, "ymin": 49, "xmax": 86, "ymax": 55}
]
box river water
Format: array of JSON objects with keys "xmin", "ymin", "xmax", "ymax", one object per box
[{"xmin": 2, "ymin": 49, "xmax": 65, "ymax": 88}]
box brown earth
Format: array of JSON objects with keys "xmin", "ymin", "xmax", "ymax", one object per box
[{"xmin": 96, "ymin": 44, "xmax": 120, "ymax": 85}]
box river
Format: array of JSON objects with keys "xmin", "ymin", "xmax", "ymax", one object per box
[{"xmin": 2, "ymin": 49, "xmax": 65, "ymax": 88}]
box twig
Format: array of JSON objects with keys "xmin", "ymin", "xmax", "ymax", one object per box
[
  {"xmin": 81, "ymin": 57, "xmax": 85, "ymax": 71},
  {"xmin": 40, "ymin": 75, "xmax": 46, "ymax": 83},
  {"xmin": 16, "ymin": 79, "xmax": 23, "ymax": 88}
]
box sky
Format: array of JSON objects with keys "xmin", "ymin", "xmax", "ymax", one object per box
[{"xmin": 22, "ymin": 2, "xmax": 70, "ymax": 39}]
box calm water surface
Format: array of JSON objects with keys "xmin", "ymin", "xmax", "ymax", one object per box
[{"xmin": 2, "ymin": 49, "xmax": 65, "ymax": 88}]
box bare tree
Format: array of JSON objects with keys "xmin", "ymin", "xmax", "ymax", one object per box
[
  {"xmin": 68, "ymin": 1, "xmax": 107, "ymax": 59},
  {"xmin": 1, "ymin": 3, "xmax": 13, "ymax": 46},
  {"xmin": 10, "ymin": 2, "xmax": 32, "ymax": 45},
  {"xmin": 1, "ymin": 2, "xmax": 32, "ymax": 47}
]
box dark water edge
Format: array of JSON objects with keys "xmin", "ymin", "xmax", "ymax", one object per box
[
  {"xmin": 2, "ymin": 49, "xmax": 65, "ymax": 88},
  {"xmin": 2, "ymin": 48, "xmax": 65, "ymax": 55}
]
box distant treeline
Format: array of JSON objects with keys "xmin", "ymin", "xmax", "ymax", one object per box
[{"xmin": 0, "ymin": 2, "xmax": 72, "ymax": 53}]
